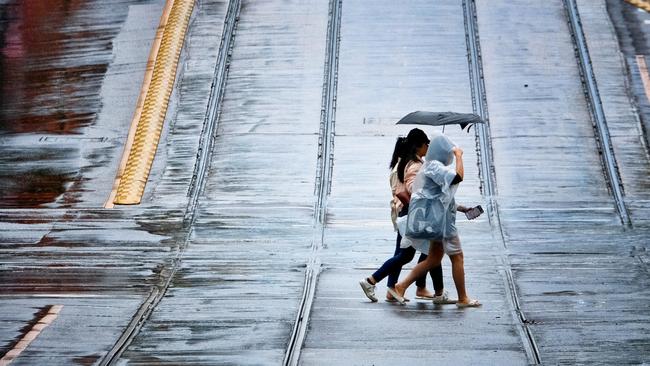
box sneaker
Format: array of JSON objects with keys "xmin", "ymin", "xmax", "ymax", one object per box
[
  {"xmin": 432, "ymin": 291, "xmax": 457, "ymax": 304},
  {"xmin": 359, "ymin": 279, "xmax": 378, "ymax": 302}
]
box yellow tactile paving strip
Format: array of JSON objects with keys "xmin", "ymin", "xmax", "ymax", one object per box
[
  {"xmin": 107, "ymin": 0, "xmax": 195, "ymax": 206},
  {"xmin": 625, "ymin": 0, "xmax": 650, "ymax": 12}
]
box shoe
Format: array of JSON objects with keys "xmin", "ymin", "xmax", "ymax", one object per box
[
  {"xmin": 456, "ymin": 299, "xmax": 481, "ymax": 308},
  {"xmin": 387, "ymin": 292, "xmax": 410, "ymax": 303},
  {"xmin": 415, "ymin": 294, "xmax": 434, "ymax": 300},
  {"xmin": 432, "ymin": 291, "xmax": 457, "ymax": 304},
  {"xmin": 359, "ymin": 279, "xmax": 378, "ymax": 302},
  {"xmin": 386, "ymin": 287, "xmax": 406, "ymax": 305}
]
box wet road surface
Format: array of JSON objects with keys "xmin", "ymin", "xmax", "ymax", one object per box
[
  {"xmin": 0, "ymin": 0, "xmax": 178, "ymax": 364},
  {"xmin": 0, "ymin": 0, "xmax": 649, "ymax": 365},
  {"xmin": 300, "ymin": 0, "xmax": 527, "ymax": 364},
  {"xmin": 478, "ymin": 0, "xmax": 650, "ymax": 363},
  {"xmin": 0, "ymin": 0, "xmax": 165, "ymax": 208},
  {"xmin": 121, "ymin": 0, "xmax": 328, "ymax": 363}
]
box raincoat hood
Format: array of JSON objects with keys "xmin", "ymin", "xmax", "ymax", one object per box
[{"xmin": 425, "ymin": 133, "xmax": 456, "ymax": 166}]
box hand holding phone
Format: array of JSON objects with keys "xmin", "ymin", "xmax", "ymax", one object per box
[{"xmin": 464, "ymin": 205, "xmax": 483, "ymax": 220}]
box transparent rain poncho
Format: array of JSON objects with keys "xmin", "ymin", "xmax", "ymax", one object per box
[{"xmin": 397, "ymin": 133, "xmax": 458, "ymax": 252}]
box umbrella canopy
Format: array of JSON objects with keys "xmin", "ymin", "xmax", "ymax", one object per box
[{"xmin": 396, "ymin": 111, "xmax": 484, "ymax": 131}]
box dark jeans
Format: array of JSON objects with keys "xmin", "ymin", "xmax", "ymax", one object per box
[
  {"xmin": 372, "ymin": 232, "xmax": 443, "ymax": 291},
  {"xmin": 372, "ymin": 208, "xmax": 444, "ymax": 292}
]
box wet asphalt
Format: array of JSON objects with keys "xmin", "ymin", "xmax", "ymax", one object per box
[{"xmin": 0, "ymin": 0, "xmax": 649, "ymax": 365}]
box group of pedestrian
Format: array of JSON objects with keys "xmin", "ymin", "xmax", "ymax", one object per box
[{"xmin": 359, "ymin": 128, "xmax": 481, "ymax": 308}]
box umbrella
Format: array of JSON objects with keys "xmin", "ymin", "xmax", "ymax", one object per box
[{"xmin": 396, "ymin": 111, "xmax": 484, "ymax": 131}]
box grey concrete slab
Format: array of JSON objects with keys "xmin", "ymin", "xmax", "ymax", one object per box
[
  {"xmin": 0, "ymin": 296, "xmax": 143, "ymax": 365},
  {"xmin": 606, "ymin": 0, "xmax": 650, "ymax": 154},
  {"xmin": 477, "ymin": 0, "xmax": 613, "ymax": 207},
  {"xmin": 577, "ymin": 0, "xmax": 650, "ymax": 226},
  {"xmin": 300, "ymin": 0, "xmax": 529, "ymax": 365},
  {"xmin": 477, "ymin": 0, "xmax": 650, "ymax": 364},
  {"xmin": 119, "ymin": 0, "xmax": 330, "ymax": 364}
]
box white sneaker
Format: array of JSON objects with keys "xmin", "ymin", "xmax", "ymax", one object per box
[
  {"xmin": 359, "ymin": 279, "xmax": 378, "ymax": 302},
  {"xmin": 432, "ymin": 290, "xmax": 457, "ymax": 304}
]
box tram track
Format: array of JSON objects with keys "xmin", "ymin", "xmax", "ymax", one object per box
[
  {"xmin": 282, "ymin": 0, "xmax": 341, "ymax": 365},
  {"xmin": 462, "ymin": 0, "xmax": 541, "ymax": 363},
  {"xmin": 98, "ymin": 1, "xmax": 241, "ymax": 364},
  {"xmin": 100, "ymin": 1, "xmax": 625, "ymax": 365},
  {"xmin": 563, "ymin": 0, "xmax": 631, "ymax": 227}
]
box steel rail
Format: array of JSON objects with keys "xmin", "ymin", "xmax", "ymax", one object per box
[
  {"xmin": 462, "ymin": 0, "xmax": 542, "ymax": 363},
  {"xmin": 564, "ymin": 0, "xmax": 631, "ymax": 226},
  {"xmin": 98, "ymin": 1, "xmax": 241, "ymax": 364},
  {"xmin": 283, "ymin": 0, "xmax": 341, "ymax": 365}
]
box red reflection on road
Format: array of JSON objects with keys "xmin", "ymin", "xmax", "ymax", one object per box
[
  {"xmin": 0, "ymin": 0, "xmax": 127, "ymax": 207},
  {"xmin": 0, "ymin": 0, "xmax": 109, "ymax": 134}
]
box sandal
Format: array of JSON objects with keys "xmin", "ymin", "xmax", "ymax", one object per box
[
  {"xmin": 456, "ymin": 299, "xmax": 481, "ymax": 308},
  {"xmin": 386, "ymin": 287, "xmax": 406, "ymax": 305},
  {"xmin": 432, "ymin": 291, "xmax": 457, "ymax": 304}
]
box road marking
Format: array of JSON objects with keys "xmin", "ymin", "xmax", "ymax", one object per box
[
  {"xmin": 0, "ymin": 305, "xmax": 63, "ymax": 365},
  {"xmin": 636, "ymin": 55, "xmax": 650, "ymax": 104}
]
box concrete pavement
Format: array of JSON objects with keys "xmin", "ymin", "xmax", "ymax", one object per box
[{"xmin": 0, "ymin": 0, "xmax": 649, "ymax": 365}]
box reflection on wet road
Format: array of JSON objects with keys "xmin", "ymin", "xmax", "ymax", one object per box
[{"xmin": 0, "ymin": 0, "xmax": 157, "ymax": 207}]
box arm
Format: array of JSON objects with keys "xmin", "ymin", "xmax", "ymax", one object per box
[
  {"xmin": 404, "ymin": 160, "xmax": 422, "ymax": 194},
  {"xmin": 453, "ymin": 147, "xmax": 464, "ymax": 180}
]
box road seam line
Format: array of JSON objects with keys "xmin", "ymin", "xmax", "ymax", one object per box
[
  {"xmin": 98, "ymin": 1, "xmax": 240, "ymax": 364},
  {"xmin": 283, "ymin": 1, "xmax": 341, "ymax": 364},
  {"xmin": 463, "ymin": 0, "xmax": 541, "ymax": 363}
]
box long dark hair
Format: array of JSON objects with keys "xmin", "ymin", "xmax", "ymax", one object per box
[
  {"xmin": 397, "ymin": 128, "xmax": 429, "ymax": 183},
  {"xmin": 389, "ymin": 137, "xmax": 408, "ymax": 169}
]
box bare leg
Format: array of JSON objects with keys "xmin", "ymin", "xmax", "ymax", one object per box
[
  {"xmin": 395, "ymin": 242, "xmax": 444, "ymax": 297},
  {"xmin": 415, "ymin": 253, "xmax": 434, "ymax": 298},
  {"xmin": 449, "ymin": 252, "xmax": 468, "ymax": 303},
  {"xmin": 415, "ymin": 287, "xmax": 434, "ymax": 298}
]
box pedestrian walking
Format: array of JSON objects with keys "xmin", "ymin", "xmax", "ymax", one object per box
[
  {"xmin": 390, "ymin": 133, "xmax": 480, "ymax": 308},
  {"xmin": 359, "ymin": 128, "xmax": 455, "ymax": 304}
]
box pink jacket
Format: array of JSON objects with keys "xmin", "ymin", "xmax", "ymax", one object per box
[{"xmin": 390, "ymin": 159, "xmax": 423, "ymax": 230}]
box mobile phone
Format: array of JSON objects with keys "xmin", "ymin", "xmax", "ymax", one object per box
[{"xmin": 464, "ymin": 205, "xmax": 484, "ymax": 220}]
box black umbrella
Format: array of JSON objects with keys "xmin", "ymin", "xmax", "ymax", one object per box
[{"xmin": 396, "ymin": 111, "xmax": 484, "ymax": 131}]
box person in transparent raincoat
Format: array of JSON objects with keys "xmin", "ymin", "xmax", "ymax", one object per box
[
  {"xmin": 390, "ymin": 133, "xmax": 481, "ymax": 308},
  {"xmin": 359, "ymin": 129, "xmax": 452, "ymax": 304}
]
